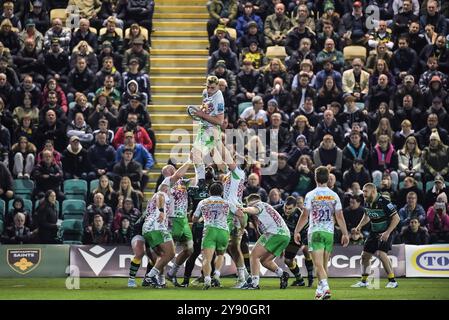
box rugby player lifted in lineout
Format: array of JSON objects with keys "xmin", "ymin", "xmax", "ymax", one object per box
[{"xmin": 190, "ymin": 75, "xmax": 225, "ymax": 190}]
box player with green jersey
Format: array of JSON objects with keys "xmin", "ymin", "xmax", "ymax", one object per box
[
  {"xmin": 351, "ymin": 183, "xmax": 400, "ymax": 289},
  {"xmin": 219, "ymin": 146, "xmax": 249, "ymax": 288},
  {"xmin": 192, "ymin": 181, "xmax": 238, "ymax": 290},
  {"xmin": 239, "ymin": 194, "xmax": 291, "ymax": 290},
  {"xmin": 191, "ymin": 75, "xmax": 225, "ymax": 190},
  {"xmin": 141, "ymin": 184, "xmax": 176, "ymax": 288},
  {"xmin": 159, "ymin": 160, "xmax": 196, "ymax": 287},
  {"xmin": 294, "ymin": 166, "xmax": 349, "ymax": 300}
]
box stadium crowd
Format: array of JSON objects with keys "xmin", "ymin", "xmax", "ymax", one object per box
[{"xmin": 1, "ymin": 0, "xmax": 449, "ymax": 248}]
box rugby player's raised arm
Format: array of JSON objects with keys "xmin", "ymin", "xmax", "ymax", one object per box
[{"xmin": 171, "ymin": 159, "xmax": 192, "ymax": 182}]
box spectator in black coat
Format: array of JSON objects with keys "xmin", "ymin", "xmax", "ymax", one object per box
[
  {"xmin": 83, "ymin": 192, "xmax": 114, "ymax": 232},
  {"xmin": 207, "ymin": 38, "xmax": 239, "ymax": 75},
  {"xmin": 235, "ymin": 59, "xmax": 260, "ymax": 105},
  {"xmin": 285, "ymin": 17, "xmax": 316, "ymax": 56},
  {"xmin": 395, "ymin": 95, "xmax": 423, "ymax": 131},
  {"xmin": 242, "ymin": 172, "xmax": 268, "ymax": 203},
  {"xmin": 110, "ymin": 147, "xmax": 143, "ymax": 190},
  {"xmin": 314, "ymin": 109, "xmax": 344, "ymax": 148},
  {"xmin": 343, "ymin": 194, "xmax": 366, "ymax": 233},
  {"xmin": 87, "ymin": 132, "xmax": 116, "ymax": 179},
  {"xmin": 342, "ymin": 158, "xmax": 371, "ymax": 192},
  {"xmin": 35, "ymin": 109, "xmax": 67, "ymax": 152},
  {"xmin": 67, "ymin": 56, "xmax": 96, "ymax": 103},
  {"xmin": 113, "ymin": 215, "xmax": 132, "ymax": 244},
  {"xmin": 287, "ymin": 134, "xmax": 313, "ymax": 167},
  {"xmin": 416, "ymin": 113, "xmax": 449, "ymax": 149},
  {"xmin": 36, "ymin": 190, "xmax": 59, "ymax": 244},
  {"xmin": 1, "ymin": 212, "xmax": 32, "ymax": 244},
  {"xmin": 32, "ymin": 150, "xmax": 64, "ymax": 201},
  {"xmin": 24, "ymin": 0, "xmax": 50, "ymax": 35},
  {"xmin": 400, "ymin": 218, "xmax": 430, "ymax": 245},
  {"xmin": 391, "ymin": 36, "xmax": 419, "ymax": 81},
  {"xmin": 419, "ymin": 1, "xmax": 448, "ymax": 35},
  {"xmin": 83, "ymin": 213, "xmax": 112, "ymax": 245},
  {"xmin": 261, "ymin": 153, "xmax": 296, "ymax": 198},
  {"xmin": 41, "ymin": 38, "xmax": 70, "ymax": 85},
  {"xmin": 365, "ymin": 74, "xmax": 395, "ymax": 113},
  {"xmin": 61, "ymin": 136, "xmax": 92, "ymax": 180},
  {"xmin": 70, "ymin": 18, "xmax": 98, "ymax": 52}
]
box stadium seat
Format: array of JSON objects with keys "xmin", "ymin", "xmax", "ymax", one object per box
[
  {"xmin": 62, "ymin": 219, "xmax": 83, "ymax": 243},
  {"xmin": 238, "ymin": 102, "xmax": 252, "ymax": 117},
  {"xmin": 62, "ymin": 199, "xmax": 86, "ymax": 220},
  {"xmin": 99, "ymin": 27, "xmax": 123, "ymax": 38},
  {"xmin": 50, "ymin": 8, "xmax": 67, "ymax": 23},
  {"xmin": 124, "ymin": 26, "xmax": 149, "ymax": 41},
  {"xmin": 8, "ymin": 199, "xmax": 33, "ymax": 215},
  {"xmin": 0, "ymin": 199, "xmax": 4, "ymax": 220},
  {"xmin": 343, "ymin": 45, "xmax": 367, "ymax": 63},
  {"xmin": 64, "ymin": 179, "xmax": 87, "ymax": 200},
  {"xmin": 266, "ymin": 45, "xmax": 287, "ymax": 61},
  {"xmin": 89, "ymin": 179, "xmax": 99, "ymax": 193},
  {"xmin": 13, "ymin": 179, "xmax": 35, "ymax": 200}
]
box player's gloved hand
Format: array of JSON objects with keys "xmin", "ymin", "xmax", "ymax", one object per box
[
  {"xmin": 193, "ymin": 109, "xmax": 206, "ymax": 119},
  {"xmin": 294, "ymin": 232, "xmax": 301, "ymax": 245}
]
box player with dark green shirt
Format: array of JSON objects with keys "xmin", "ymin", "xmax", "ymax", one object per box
[
  {"xmin": 351, "ymin": 183, "xmax": 400, "ymax": 289},
  {"xmin": 276, "ymin": 196, "xmax": 314, "ymax": 287}
]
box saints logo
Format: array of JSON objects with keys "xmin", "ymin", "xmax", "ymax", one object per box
[{"xmin": 7, "ymin": 249, "xmax": 41, "ymax": 274}]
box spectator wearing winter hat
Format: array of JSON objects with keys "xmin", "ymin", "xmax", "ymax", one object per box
[
  {"xmin": 426, "ymin": 192, "xmax": 449, "ymax": 243},
  {"xmin": 287, "ymin": 134, "xmax": 312, "ymax": 168},
  {"xmin": 422, "ymin": 74, "xmax": 448, "ymax": 108},
  {"xmin": 422, "ymin": 129, "xmax": 449, "ymax": 182}
]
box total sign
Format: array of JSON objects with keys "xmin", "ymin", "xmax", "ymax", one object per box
[{"xmin": 406, "ymin": 244, "xmax": 449, "ymax": 277}]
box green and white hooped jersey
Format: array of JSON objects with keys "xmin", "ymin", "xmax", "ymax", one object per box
[
  {"xmin": 142, "ymin": 191, "xmax": 171, "ymax": 233},
  {"xmin": 304, "ymin": 186, "xmax": 342, "ymax": 235},
  {"xmin": 162, "ymin": 176, "xmax": 189, "ymax": 219},
  {"xmin": 253, "ymin": 202, "xmax": 290, "ymax": 236},
  {"xmin": 200, "ymin": 89, "xmax": 224, "ymax": 130},
  {"xmin": 193, "ymin": 196, "xmax": 235, "ymax": 231}
]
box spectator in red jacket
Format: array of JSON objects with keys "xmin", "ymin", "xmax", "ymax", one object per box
[{"xmin": 112, "ymin": 113, "xmax": 153, "ymax": 152}]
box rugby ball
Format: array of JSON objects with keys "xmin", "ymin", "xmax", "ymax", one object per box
[{"xmin": 186, "ymin": 105, "xmax": 201, "ymax": 121}]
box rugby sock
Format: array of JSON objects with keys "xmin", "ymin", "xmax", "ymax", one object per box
[
  {"xmin": 204, "ymin": 276, "xmax": 212, "ymax": 285},
  {"xmin": 237, "ymin": 267, "xmax": 246, "ymax": 282},
  {"xmin": 158, "ymin": 274, "xmax": 166, "ymax": 285},
  {"xmin": 251, "ymin": 275, "xmax": 260, "ymax": 286},
  {"xmin": 243, "ymin": 253, "xmax": 251, "ymax": 272},
  {"xmin": 305, "ymin": 258, "xmax": 314, "ymax": 278},
  {"xmin": 146, "ymin": 260, "xmax": 154, "ymax": 276},
  {"xmin": 361, "ymin": 264, "xmax": 371, "ymax": 282},
  {"xmin": 320, "ymin": 279, "xmax": 329, "ymax": 289},
  {"xmin": 195, "ymin": 163, "xmax": 206, "ymax": 181},
  {"xmin": 289, "ymin": 260, "xmax": 303, "ymax": 280},
  {"xmin": 213, "ymin": 270, "xmax": 221, "ymax": 279},
  {"xmin": 171, "ymin": 263, "xmax": 180, "ymax": 276},
  {"xmin": 148, "ymin": 267, "xmax": 160, "ymax": 278},
  {"xmin": 129, "ymin": 258, "xmax": 141, "ymax": 279},
  {"xmin": 388, "ymin": 273, "xmax": 396, "ymax": 282},
  {"xmin": 274, "ymin": 267, "xmax": 284, "ymax": 277}
]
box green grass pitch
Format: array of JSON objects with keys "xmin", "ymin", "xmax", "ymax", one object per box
[{"xmin": 1, "ymin": 278, "xmax": 449, "ymax": 300}]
